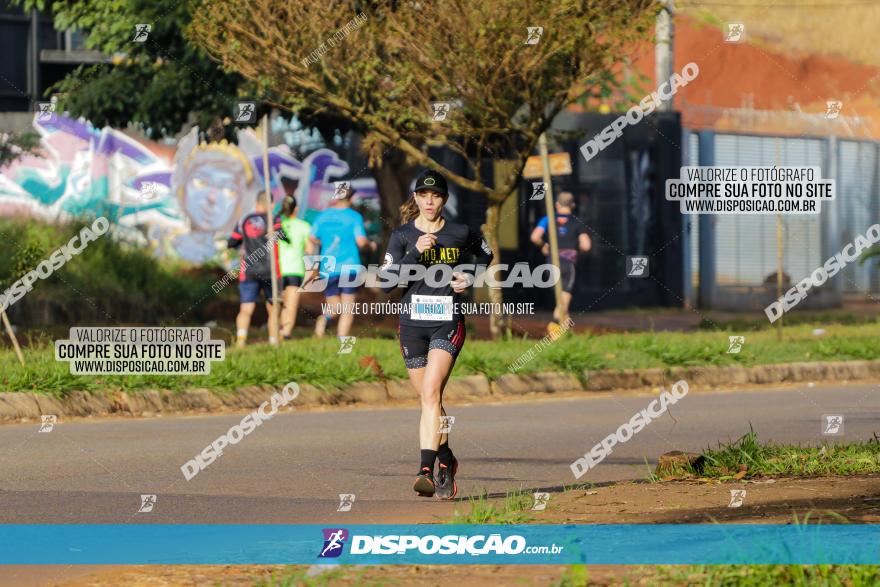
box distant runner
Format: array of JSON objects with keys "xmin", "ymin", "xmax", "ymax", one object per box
[
  {"xmin": 277, "ymin": 195, "xmax": 310, "ymax": 339},
  {"xmin": 530, "ymin": 191, "xmax": 591, "ymax": 327},
  {"xmin": 306, "ymin": 186, "xmax": 377, "ymax": 338},
  {"xmin": 381, "ymin": 170, "xmax": 492, "ymax": 499},
  {"xmin": 228, "ymin": 198, "xmax": 287, "ymax": 348}
]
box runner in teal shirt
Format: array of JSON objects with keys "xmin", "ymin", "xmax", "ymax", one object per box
[{"xmin": 307, "ymin": 186, "xmax": 377, "ymax": 338}]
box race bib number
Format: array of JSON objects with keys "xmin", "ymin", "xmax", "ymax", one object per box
[{"xmin": 411, "ymin": 295, "xmax": 453, "ymax": 321}]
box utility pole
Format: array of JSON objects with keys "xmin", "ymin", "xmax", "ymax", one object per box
[
  {"xmin": 538, "ymin": 133, "xmax": 565, "ymax": 325},
  {"xmin": 775, "ymin": 139, "xmax": 784, "ymax": 341},
  {"xmin": 655, "ymin": 0, "xmax": 675, "ymax": 111},
  {"xmin": 1, "ymin": 310, "xmax": 25, "ymax": 366},
  {"xmin": 261, "ymin": 114, "xmax": 280, "ymax": 346},
  {"xmin": 28, "ymin": 9, "xmax": 40, "ymax": 111}
]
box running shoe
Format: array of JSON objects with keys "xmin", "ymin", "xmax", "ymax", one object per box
[
  {"xmin": 413, "ymin": 467, "xmax": 435, "ymax": 497},
  {"xmin": 434, "ymin": 457, "xmax": 458, "ymax": 500}
]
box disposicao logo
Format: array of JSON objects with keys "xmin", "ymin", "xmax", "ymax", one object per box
[
  {"xmin": 318, "ymin": 528, "xmax": 349, "ymax": 558},
  {"xmin": 317, "ymin": 530, "xmax": 563, "ymax": 558}
]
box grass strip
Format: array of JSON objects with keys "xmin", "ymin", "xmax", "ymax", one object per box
[
  {"xmin": 1, "ymin": 322, "xmax": 879, "ymax": 396},
  {"xmin": 450, "ymin": 489, "xmax": 535, "ymax": 524},
  {"xmin": 659, "ymin": 428, "xmax": 880, "ymax": 480}
]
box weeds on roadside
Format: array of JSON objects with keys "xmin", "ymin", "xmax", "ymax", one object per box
[
  {"xmin": 560, "ymin": 482, "xmax": 596, "ymax": 492},
  {"xmin": 450, "ymin": 489, "xmax": 534, "ymax": 524},
  {"xmin": 556, "ymin": 565, "xmax": 589, "ymax": 586},
  {"xmin": 658, "ymin": 426, "xmax": 880, "ymax": 480},
  {"xmin": 252, "ymin": 566, "xmax": 391, "ymax": 587},
  {"xmin": 657, "ymin": 564, "xmax": 880, "ymax": 586},
  {"xmin": 253, "ymin": 567, "xmax": 345, "ymax": 587},
  {"xmin": 643, "ymin": 457, "xmax": 662, "ymax": 483}
]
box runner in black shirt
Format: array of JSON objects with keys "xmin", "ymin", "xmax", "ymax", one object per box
[
  {"xmin": 228, "ymin": 198, "xmax": 287, "ymax": 347},
  {"xmin": 530, "ymin": 191, "xmax": 591, "ymax": 327},
  {"xmin": 381, "ymin": 170, "xmax": 492, "ymax": 499}
]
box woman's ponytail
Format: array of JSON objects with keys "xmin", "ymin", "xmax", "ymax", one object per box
[
  {"xmin": 399, "ymin": 196, "xmax": 420, "ymax": 224},
  {"xmin": 281, "ymin": 195, "xmax": 297, "ymax": 217}
]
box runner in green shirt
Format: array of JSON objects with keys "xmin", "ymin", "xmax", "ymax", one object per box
[{"xmin": 278, "ymin": 196, "xmax": 311, "ymax": 338}]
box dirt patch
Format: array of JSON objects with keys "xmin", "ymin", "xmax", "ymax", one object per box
[
  {"xmin": 47, "ymin": 565, "xmax": 288, "ymax": 587},
  {"xmin": 33, "ymin": 475, "xmax": 880, "ymax": 586},
  {"xmin": 40, "ymin": 563, "xmax": 619, "ymax": 587},
  {"xmin": 538, "ymin": 474, "xmax": 880, "ymax": 524}
]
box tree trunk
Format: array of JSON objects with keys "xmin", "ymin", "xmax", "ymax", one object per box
[
  {"xmin": 373, "ymin": 147, "xmax": 418, "ymax": 249},
  {"xmin": 481, "ymin": 201, "xmax": 510, "ymax": 340}
]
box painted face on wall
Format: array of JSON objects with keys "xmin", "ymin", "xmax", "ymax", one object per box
[{"xmin": 183, "ymin": 164, "xmax": 243, "ymax": 231}]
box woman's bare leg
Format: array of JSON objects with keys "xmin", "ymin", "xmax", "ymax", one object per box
[
  {"xmin": 280, "ymin": 285, "xmax": 300, "ymax": 336},
  {"xmin": 419, "ymin": 349, "xmax": 455, "ymax": 450}
]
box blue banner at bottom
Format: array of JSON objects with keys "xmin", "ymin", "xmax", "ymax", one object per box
[{"xmin": 1, "ymin": 524, "xmax": 878, "ymax": 565}]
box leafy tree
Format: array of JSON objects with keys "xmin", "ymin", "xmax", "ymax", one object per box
[
  {"xmin": 191, "ymin": 0, "xmax": 654, "ymax": 336},
  {"xmin": 0, "ymin": 132, "xmax": 40, "ymax": 167},
  {"xmin": 14, "ymin": 1, "xmax": 407, "ymax": 237},
  {"xmin": 859, "ymin": 246, "xmax": 880, "ymax": 266},
  {"xmin": 18, "ymin": 0, "xmax": 245, "ymax": 140}
]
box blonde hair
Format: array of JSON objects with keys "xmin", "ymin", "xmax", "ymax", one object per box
[{"xmin": 399, "ymin": 196, "xmax": 420, "ymax": 224}]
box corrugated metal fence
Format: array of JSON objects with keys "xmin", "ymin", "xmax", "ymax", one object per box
[{"xmin": 684, "ymin": 131, "xmax": 880, "ymax": 310}]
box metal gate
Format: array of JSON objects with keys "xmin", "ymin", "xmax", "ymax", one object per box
[{"xmin": 684, "ymin": 131, "xmax": 880, "ymax": 310}]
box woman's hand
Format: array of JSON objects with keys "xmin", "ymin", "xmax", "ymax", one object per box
[
  {"xmin": 415, "ymin": 233, "xmax": 437, "ymax": 253},
  {"xmin": 451, "ymin": 271, "xmax": 473, "ymax": 293}
]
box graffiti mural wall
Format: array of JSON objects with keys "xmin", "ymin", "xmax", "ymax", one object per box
[{"xmin": 0, "ymin": 114, "xmax": 378, "ymax": 264}]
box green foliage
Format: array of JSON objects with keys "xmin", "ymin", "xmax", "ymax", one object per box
[
  {"xmin": 544, "ymin": 335, "xmax": 603, "ymax": 373},
  {"xmin": 0, "ymin": 218, "xmax": 213, "ymax": 326},
  {"xmin": 814, "ymin": 336, "xmax": 878, "ymax": 360},
  {"xmin": 658, "ymin": 565, "xmax": 880, "ymax": 586},
  {"xmin": 252, "ymin": 563, "xmax": 880, "ymax": 586},
  {"xmin": 556, "ymin": 566, "xmax": 589, "ymax": 587},
  {"xmin": 191, "ymin": 0, "xmax": 656, "ymax": 199},
  {"xmin": 0, "ymin": 132, "xmax": 41, "ymax": 167},
  {"xmin": 3, "ymin": 319, "xmax": 880, "ymax": 396},
  {"xmin": 450, "ymin": 489, "xmax": 534, "ymax": 524},
  {"xmin": 627, "ymin": 333, "xmax": 726, "ymax": 366},
  {"xmin": 252, "ymin": 567, "xmax": 351, "ymax": 587},
  {"xmin": 673, "ymin": 428, "xmax": 880, "ymax": 479},
  {"xmin": 7, "ymin": 243, "xmax": 48, "ymax": 289},
  {"xmin": 698, "ymin": 312, "xmax": 874, "ymax": 331},
  {"xmin": 16, "ymin": 0, "xmax": 246, "ymax": 139},
  {"xmin": 698, "ymin": 427, "xmax": 766, "ymax": 476},
  {"xmin": 861, "ymin": 244, "xmax": 880, "ymax": 265}
]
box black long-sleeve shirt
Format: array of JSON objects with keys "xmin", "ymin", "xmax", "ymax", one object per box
[
  {"xmin": 227, "ymin": 212, "xmax": 287, "ymax": 280},
  {"xmin": 381, "ymin": 219, "xmax": 493, "ymax": 327}
]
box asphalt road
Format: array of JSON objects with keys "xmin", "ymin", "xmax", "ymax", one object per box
[{"xmin": 0, "ymin": 382, "xmax": 877, "ymax": 524}]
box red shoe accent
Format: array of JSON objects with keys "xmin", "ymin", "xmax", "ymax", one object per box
[
  {"xmin": 436, "ymin": 458, "xmax": 459, "ymax": 500},
  {"xmin": 450, "ymin": 458, "xmax": 459, "ymax": 498}
]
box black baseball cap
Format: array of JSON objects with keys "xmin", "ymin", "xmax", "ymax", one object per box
[{"xmin": 413, "ymin": 170, "xmax": 448, "ymax": 196}]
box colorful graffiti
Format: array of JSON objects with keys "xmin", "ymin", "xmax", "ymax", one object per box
[{"xmin": 0, "ymin": 114, "xmax": 378, "ymax": 264}]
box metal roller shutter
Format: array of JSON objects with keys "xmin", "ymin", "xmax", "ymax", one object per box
[{"xmin": 713, "ymin": 134, "xmax": 824, "ymax": 288}]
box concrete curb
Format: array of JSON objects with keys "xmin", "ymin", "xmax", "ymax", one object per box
[
  {"xmin": 582, "ymin": 360, "xmax": 880, "ymax": 390},
  {"xmin": 2, "ymin": 360, "xmax": 879, "ymax": 422}
]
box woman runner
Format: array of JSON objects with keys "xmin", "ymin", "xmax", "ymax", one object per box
[
  {"xmin": 381, "ymin": 170, "xmax": 493, "ymax": 499},
  {"xmin": 277, "ymin": 195, "xmax": 311, "ymax": 339}
]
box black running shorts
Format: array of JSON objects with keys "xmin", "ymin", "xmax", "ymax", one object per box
[
  {"xmin": 560, "ymin": 259, "xmax": 576, "ymax": 294},
  {"xmin": 398, "ymin": 317, "xmax": 466, "ymax": 369}
]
